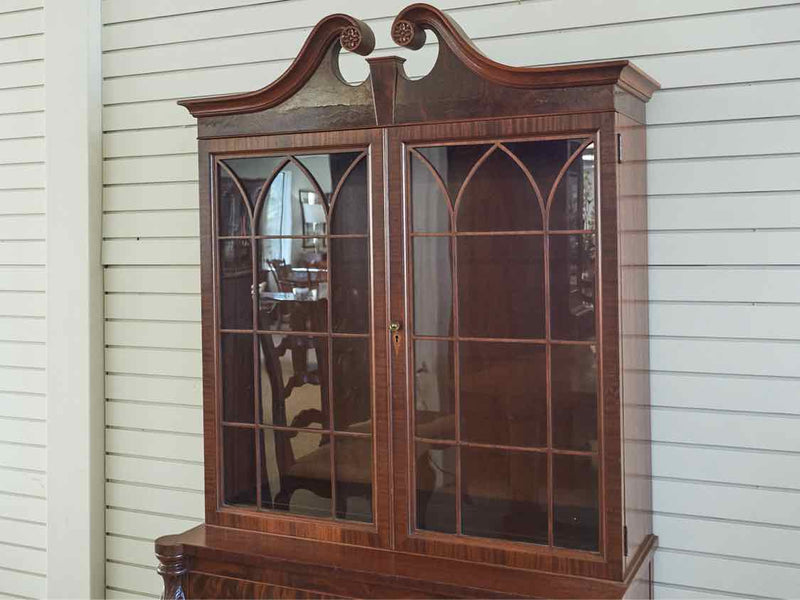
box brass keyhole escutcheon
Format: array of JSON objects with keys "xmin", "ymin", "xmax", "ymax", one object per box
[{"xmin": 389, "ymin": 321, "xmax": 402, "ymax": 353}]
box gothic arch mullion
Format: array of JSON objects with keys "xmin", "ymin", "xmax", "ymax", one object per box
[
  {"xmin": 496, "ymin": 143, "xmax": 546, "ymax": 224},
  {"xmin": 218, "ymin": 159, "xmax": 255, "ymax": 226},
  {"xmin": 328, "ymin": 151, "xmax": 368, "ymax": 217},
  {"xmin": 409, "ymin": 148, "xmax": 454, "ymax": 231},
  {"xmin": 452, "ymin": 143, "xmax": 499, "ymax": 224},
  {"xmin": 288, "ymin": 155, "xmax": 331, "ymax": 214},
  {"xmin": 251, "ymin": 157, "xmax": 291, "ymax": 224},
  {"xmin": 544, "ymin": 138, "xmax": 594, "ymax": 219}
]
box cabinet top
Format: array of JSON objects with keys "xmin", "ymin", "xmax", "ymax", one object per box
[{"xmin": 178, "ymin": 3, "xmax": 660, "ymax": 135}]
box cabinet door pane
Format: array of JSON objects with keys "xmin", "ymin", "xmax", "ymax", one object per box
[
  {"xmin": 416, "ymin": 442, "xmax": 457, "ymax": 534},
  {"xmin": 553, "ymin": 454, "xmax": 599, "ymax": 551}
]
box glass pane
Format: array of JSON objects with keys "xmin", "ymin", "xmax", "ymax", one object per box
[
  {"xmin": 550, "ymin": 234, "xmax": 596, "ymax": 341},
  {"xmin": 457, "ymin": 236, "xmax": 545, "ymax": 339},
  {"xmin": 258, "ymin": 334, "xmax": 328, "ymax": 429},
  {"xmin": 504, "ymin": 139, "xmax": 575, "ymax": 203},
  {"xmin": 331, "ymin": 337, "xmax": 371, "ymax": 431},
  {"xmin": 460, "ymin": 342, "xmax": 546, "ymax": 448},
  {"xmin": 296, "ymin": 151, "xmax": 362, "ymax": 207},
  {"xmin": 221, "ymin": 333, "xmax": 254, "ymax": 423},
  {"xmin": 219, "ymin": 239, "xmax": 253, "ymax": 329},
  {"xmin": 549, "ymin": 142, "xmax": 595, "ymax": 231},
  {"xmin": 256, "ymin": 161, "xmax": 326, "ymax": 237},
  {"xmin": 334, "ymin": 435, "xmax": 373, "ymax": 522},
  {"xmin": 222, "ymin": 427, "xmax": 256, "ymax": 507},
  {"xmin": 413, "ymin": 236, "xmax": 452, "ymax": 336},
  {"xmin": 264, "ymin": 429, "xmax": 332, "ymax": 518},
  {"xmin": 414, "ymin": 340, "xmax": 455, "ymax": 440},
  {"xmin": 410, "ymin": 152, "xmax": 451, "ymax": 233},
  {"xmin": 330, "ymin": 237, "xmax": 369, "ymax": 333},
  {"xmin": 218, "ymin": 164, "xmax": 250, "ymax": 236},
  {"xmin": 553, "ymin": 454, "xmax": 599, "ymax": 551},
  {"xmin": 551, "ymin": 344, "xmax": 598, "ymax": 452},
  {"xmin": 461, "ymin": 447, "xmax": 547, "ymax": 544},
  {"xmin": 330, "ymin": 155, "xmax": 368, "ymax": 235},
  {"xmin": 222, "ymin": 156, "xmax": 286, "ymax": 209},
  {"xmin": 456, "ymin": 147, "xmax": 542, "ymax": 232},
  {"xmin": 256, "ymin": 239, "xmax": 328, "ymax": 332},
  {"xmin": 416, "ymin": 144, "xmax": 491, "ymax": 204},
  {"xmin": 416, "ymin": 442, "xmax": 457, "ymax": 533}
]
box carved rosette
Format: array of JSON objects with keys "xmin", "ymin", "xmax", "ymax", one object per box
[
  {"xmin": 392, "ymin": 19, "xmax": 426, "ymax": 50},
  {"xmin": 156, "ymin": 544, "xmax": 188, "ymax": 600},
  {"xmin": 340, "ymin": 26, "xmax": 362, "ymax": 52}
]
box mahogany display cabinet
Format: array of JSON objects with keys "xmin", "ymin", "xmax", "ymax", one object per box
[{"xmin": 156, "ymin": 4, "xmax": 659, "ymax": 598}]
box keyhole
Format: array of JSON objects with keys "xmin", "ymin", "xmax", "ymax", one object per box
[{"xmin": 393, "ymin": 333, "xmax": 400, "ymax": 345}]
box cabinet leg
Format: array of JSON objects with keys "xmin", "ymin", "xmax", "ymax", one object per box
[{"xmin": 156, "ymin": 539, "xmax": 188, "ymax": 600}]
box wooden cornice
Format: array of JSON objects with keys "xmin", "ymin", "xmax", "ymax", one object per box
[
  {"xmin": 178, "ymin": 14, "xmax": 375, "ymax": 117},
  {"xmin": 391, "ymin": 3, "xmax": 660, "ymax": 101}
]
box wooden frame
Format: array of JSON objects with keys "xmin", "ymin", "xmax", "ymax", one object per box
[{"xmin": 158, "ymin": 4, "xmax": 659, "ymax": 598}]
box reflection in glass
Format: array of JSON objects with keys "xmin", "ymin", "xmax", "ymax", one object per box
[
  {"xmin": 504, "ymin": 139, "xmax": 575, "ymax": 203},
  {"xmin": 461, "ymin": 447, "xmax": 548, "ymax": 544},
  {"xmin": 257, "ymin": 239, "xmax": 328, "ymax": 332},
  {"xmin": 218, "ymin": 164, "xmax": 250, "ymax": 236},
  {"xmin": 550, "ymin": 234, "xmax": 596, "ymax": 340},
  {"xmin": 414, "ymin": 340, "xmax": 455, "ymax": 440},
  {"xmin": 258, "ymin": 334, "xmax": 327, "ymax": 429},
  {"xmin": 416, "ymin": 144, "xmax": 491, "ymax": 203},
  {"xmin": 257, "ymin": 160, "xmax": 317, "ymax": 238},
  {"xmin": 549, "ymin": 142, "xmax": 595, "ymax": 231},
  {"xmin": 296, "ymin": 152, "xmax": 361, "ymax": 206},
  {"xmin": 334, "ymin": 435, "xmax": 373, "ymax": 522},
  {"xmin": 416, "ymin": 443, "xmax": 457, "ymax": 533},
  {"xmin": 330, "ymin": 237, "xmax": 369, "ymax": 333},
  {"xmin": 553, "ymin": 454, "xmax": 599, "ymax": 551},
  {"xmin": 457, "ymin": 147, "xmax": 542, "ymax": 232},
  {"xmin": 330, "ymin": 155, "xmax": 368, "ymax": 235},
  {"xmin": 331, "ymin": 337, "xmax": 370, "ymax": 431},
  {"xmin": 460, "ymin": 342, "xmax": 546, "ymax": 447},
  {"xmin": 221, "ymin": 333, "xmax": 254, "ymax": 423},
  {"xmin": 223, "ymin": 426, "xmax": 256, "ymax": 507},
  {"xmin": 219, "ymin": 239, "xmax": 253, "ymax": 329},
  {"xmin": 551, "ymin": 344, "xmax": 598, "ymax": 451},
  {"xmin": 410, "ymin": 152, "xmax": 451, "ymax": 233},
  {"xmin": 222, "ymin": 156, "xmax": 286, "ymax": 209},
  {"xmin": 413, "ymin": 237, "xmax": 452, "ymax": 336},
  {"xmin": 265, "ymin": 430, "xmax": 332, "ymax": 518},
  {"xmin": 458, "ymin": 236, "xmax": 545, "ymax": 339}
]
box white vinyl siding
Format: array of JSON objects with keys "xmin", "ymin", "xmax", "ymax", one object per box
[
  {"xmin": 100, "ymin": 0, "xmax": 800, "ymax": 598},
  {"xmin": 0, "ymin": 2, "xmax": 46, "ymax": 598}
]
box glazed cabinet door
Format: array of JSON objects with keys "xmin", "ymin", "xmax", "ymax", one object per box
[
  {"xmin": 387, "ymin": 114, "xmax": 624, "ymax": 578},
  {"xmin": 201, "ymin": 129, "xmax": 391, "ymax": 548}
]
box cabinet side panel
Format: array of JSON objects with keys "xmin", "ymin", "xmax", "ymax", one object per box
[{"xmin": 617, "ymin": 113, "xmax": 652, "ymax": 571}]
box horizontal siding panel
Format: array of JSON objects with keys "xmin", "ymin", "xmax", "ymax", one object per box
[
  {"xmin": 649, "ymin": 230, "xmax": 800, "ymax": 265},
  {"xmin": 0, "ymin": 7, "xmax": 42, "ymax": 39},
  {"xmin": 0, "ymin": 568, "xmax": 45, "ymax": 599},
  {"xmin": 106, "ymin": 482, "xmax": 203, "ymax": 518},
  {"xmin": 0, "ymin": 189, "xmax": 45, "ymax": 215},
  {"xmin": 105, "ymin": 347, "xmax": 201, "ymax": 378},
  {"xmin": 0, "ymin": 269, "xmax": 43, "ymax": 292},
  {"xmin": 0, "ymin": 417, "xmax": 45, "ymax": 445},
  {"xmin": 104, "ymin": 267, "xmax": 199, "ymax": 294},
  {"xmin": 103, "ymin": 101, "xmax": 196, "ymax": 132},
  {"xmin": 0, "ymin": 392, "xmax": 45, "ymax": 419},
  {"xmin": 105, "ymin": 429, "xmax": 202, "ymax": 462},
  {"xmin": 106, "ymin": 321, "xmax": 201, "ymax": 349},
  {"xmin": 106, "ymin": 401, "xmax": 202, "ymax": 435},
  {"xmin": 106, "ymin": 562, "xmax": 161, "ymax": 597},
  {"xmin": 0, "ymin": 517, "xmax": 45, "ymax": 548},
  {"xmin": 106, "ymin": 588, "xmax": 156, "ymax": 600},
  {"xmin": 0, "ymin": 541, "xmax": 45, "ymax": 574},
  {"xmin": 649, "ymin": 267, "xmax": 800, "ymax": 303},
  {"xmin": 655, "ymin": 549, "xmax": 800, "ymax": 599},
  {"xmin": 0, "ymin": 214, "xmax": 44, "ymax": 240},
  {"xmin": 103, "ymin": 211, "xmax": 198, "ymax": 238},
  {"xmin": 0, "ymin": 341, "xmax": 44, "ymax": 368},
  {"xmin": 0, "ymin": 111, "xmax": 43, "ymax": 140},
  {"xmin": 0, "ymin": 59, "xmax": 42, "ymax": 91},
  {"xmin": 0, "ymin": 292, "xmax": 45, "ymax": 316},
  {"xmin": 0, "ymin": 492, "xmax": 45, "ymax": 523},
  {"xmin": 0, "ymin": 240, "xmax": 45, "ymax": 265},
  {"xmin": 648, "ymin": 191, "xmax": 800, "ymax": 231},
  {"xmin": 653, "ymin": 478, "xmax": 800, "ymax": 527},
  {"xmin": 0, "ymin": 31, "xmax": 42, "ymax": 63},
  {"xmin": 0, "ymin": 137, "xmax": 44, "ymax": 165},
  {"xmin": 0, "ymin": 441, "xmax": 44, "ymax": 471},
  {"xmin": 102, "ymin": 239, "xmax": 199, "ymax": 266},
  {"xmin": 0, "ymin": 85, "xmax": 43, "ymax": 114},
  {"xmin": 103, "ymin": 127, "xmax": 197, "ymax": 158},
  {"xmin": 0, "ymin": 467, "xmax": 45, "ymax": 497},
  {"xmin": 106, "ymin": 455, "xmax": 203, "ymax": 491},
  {"xmin": 104, "ymin": 182, "xmax": 198, "ymax": 211},
  {"xmin": 0, "ymin": 316, "xmax": 45, "ymax": 342},
  {"xmin": 105, "ymin": 374, "xmax": 201, "ymax": 406},
  {"xmin": 105, "ymin": 508, "xmax": 200, "ymax": 540},
  {"xmin": 649, "ymin": 303, "xmax": 800, "ymax": 340},
  {"xmin": 104, "ymin": 294, "xmax": 200, "ymax": 321},
  {"xmin": 649, "ymin": 372, "xmax": 800, "ymax": 415},
  {"xmin": 106, "ymin": 535, "xmax": 157, "ymax": 569},
  {"xmin": 103, "ymin": 155, "xmax": 197, "ymax": 185},
  {"xmin": 0, "ymin": 366, "xmax": 44, "ymax": 395},
  {"xmin": 0, "ymin": 163, "xmax": 44, "ymax": 189},
  {"xmin": 652, "ymin": 442, "xmax": 800, "ymax": 490}
]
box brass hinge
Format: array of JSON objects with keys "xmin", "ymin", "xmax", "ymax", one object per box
[
  {"xmin": 617, "ymin": 133, "xmax": 623, "ymax": 163},
  {"xmin": 624, "ymin": 525, "xmax": 629, "ymax": 556}
]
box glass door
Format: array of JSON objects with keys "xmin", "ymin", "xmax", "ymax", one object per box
[{"xmin": 390, "ymin": 121, "xmax": 603, "ymax": 562}]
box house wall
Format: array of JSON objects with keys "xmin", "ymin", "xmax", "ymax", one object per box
[
  {"xmin": 98, "ymin": 1, "xmax": 800, "ymax": 598},
  {"xmin": 0, "ymin": 2, "xmax": 47, "ymax": 598}
]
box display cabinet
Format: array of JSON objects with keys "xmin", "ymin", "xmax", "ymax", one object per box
[{"xmin": 156, "ymin": 4, "xmax": 659, "ymax": 598}]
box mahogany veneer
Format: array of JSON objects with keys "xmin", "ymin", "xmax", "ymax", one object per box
[{"xmin": 159, "ymin": 4, "xmax": 659, "ymax": 598}]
